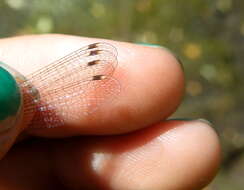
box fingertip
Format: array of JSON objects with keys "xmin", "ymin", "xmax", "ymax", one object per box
[
  {"xmin": 158, "ymin": 119, "xmax": 221, "ymax": 189},
  {"xmin": 102, "ymin": 42, "xmax": 185, "ymax": 133},
  {"xmin": 107, "ymin": 120, "xmax": 221, "ymax": 190}
]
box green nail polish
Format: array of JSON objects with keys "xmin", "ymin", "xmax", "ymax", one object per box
[
  {"xmin": 136, "ymin": 42, "xmax": 163, "ymax": 48},
  {"xmin": 0, "ymin": 65, "xmax": 21, "ymax": 122}
]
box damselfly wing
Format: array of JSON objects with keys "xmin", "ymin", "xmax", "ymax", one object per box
[{"xmin": 21, "ymin": 42, "xmax": 120, "ymax": 129}]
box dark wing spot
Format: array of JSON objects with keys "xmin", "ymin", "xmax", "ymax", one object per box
[
  {"xmin": 89, "ymin": 50, "xmax": 101, "ymax": 56},
  {"xmin": 88, "ymin": 43, "xmax": 99, "ymax": 49},
  {"xmin": 92, "ymin": 75, "xmax": 106, "ymax": 80},
  {"xmin": 88, "ymin": 60, "xmax": 99, "ymax": 66}
]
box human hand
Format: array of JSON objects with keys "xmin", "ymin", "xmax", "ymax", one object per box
[{"xmin": 0, "ymin": 34, "xmax": 220, "ymax": 190}]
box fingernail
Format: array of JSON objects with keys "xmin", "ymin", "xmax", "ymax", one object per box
[
  {"xmin": 0, "ymin": 63, "xmax": 22, "ymax": 133},
  {"xmin": 136, "ymin": 42, "xmax": 184, "ymax": 69},
  {"xmin": 167, "ymin": 118, "xmax": 213, "ymax": 127},
  {"xmin": 136, "ymin": 42, "xmax": 163, "ymax": 48},
  {"xmin": 197, "ymin": 118, "xmax": 213, "ymax": 127},
  {"xmin": 167, "ymin": 118, "xmax": 195, "ymax": 121},
  {"xmin": 175, "ymin": 56, "xmax": 184, "ymax": 70}
]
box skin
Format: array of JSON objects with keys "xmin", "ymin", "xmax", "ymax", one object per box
[{"xmin": 0, "ymin": 34, "xmax": 221, "ymax": 190}]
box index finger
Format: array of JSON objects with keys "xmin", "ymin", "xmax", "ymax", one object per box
[{"xmin": 0, "ymin": 34, "xmax": 184, "ymax": 137}]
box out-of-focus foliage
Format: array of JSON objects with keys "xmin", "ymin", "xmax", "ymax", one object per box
[{"xmin": 0, "ymin": 0, "xmax": 243, "ymax": 188}]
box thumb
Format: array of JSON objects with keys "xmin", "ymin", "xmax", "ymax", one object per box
[{"xmin": 0, "ymin": 62, "xmax": 29, "ymax": 159}]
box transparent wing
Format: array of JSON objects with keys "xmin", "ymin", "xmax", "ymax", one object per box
[
  {"xmin": 22, "ymin": 42, "xmax": 117, "ymax": 93},
  {"xmin": 21, "ymin": 42, "xmax": 120, "ymax": 129}
]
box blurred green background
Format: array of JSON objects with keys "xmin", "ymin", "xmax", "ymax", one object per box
[{"xmin": 0, "ymin": 0, "xmax": 243, "ymax": 189}]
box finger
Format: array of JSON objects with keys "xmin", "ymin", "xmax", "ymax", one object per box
[
  {"xmin": 0, "ymin": 64, "xmax": 26, "ymax": 159},
  {"xmin": 0, "ymin": 34, "xmax": 184, "ymax": 137},
  {"xmin": 0, "ymin": 141, "xmax": 64, "ymax": 190},
  {"xmin": 50, "ymin": 120, "xmax": 221, "ymax": 190},
  {"xmin": 0, "ymin": 120, "xmax": 220, "ymax": 190}
]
